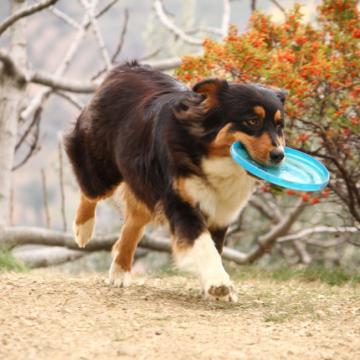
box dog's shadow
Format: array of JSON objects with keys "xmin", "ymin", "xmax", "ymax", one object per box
[{"xmin": 100, "ymin": 277, "xmax": 245, "ymax": 312}]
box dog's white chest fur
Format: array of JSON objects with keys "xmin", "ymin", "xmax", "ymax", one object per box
[{"xmin": 184, "ymin": 157, "xmax": 256, "ymax": 228}]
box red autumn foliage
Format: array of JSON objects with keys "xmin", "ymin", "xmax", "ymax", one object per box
[{"xmin": 176, "ymin": 0, "xmax": 360, "ymax": 223}]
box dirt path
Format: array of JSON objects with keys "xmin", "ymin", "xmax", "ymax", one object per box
[{"xmin": 1, "ymin": 271, "xmax": 359, "ymax": 360}]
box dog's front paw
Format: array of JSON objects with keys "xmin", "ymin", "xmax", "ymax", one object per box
[
  {"xmin": 107, "ymin": 262, "xmax": 132, "ymax": 288},
  {"xmin": 203, "ymin": 278, "xmax": 238, "ymax": 303},
  {"xmin": 73, "ymin": 218, "xmax": 94, "ymax": 248}
]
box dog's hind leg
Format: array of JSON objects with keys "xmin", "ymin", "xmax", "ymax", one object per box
[
  {"xmin": 108, "ymin": 185, "xmax": 152, "ymax": 287},
  {"xmin": 73, "ymin": 193, "xmax": 98, "ymax": 248}
]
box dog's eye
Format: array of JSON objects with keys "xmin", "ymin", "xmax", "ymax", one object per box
[
  {"xmin": 277, "ymin": 124, "xmax": 285, "ymax": 136},
  {"xmin": 245, "ymin": 118, "xmax": 260, "ymax": 127}
]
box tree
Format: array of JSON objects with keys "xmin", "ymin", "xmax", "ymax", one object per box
[
  {"xmin": 0, "ymin": 0, "xmax": 182, "ymax": 229},
  {"xmin": 176, "ymin": 0, "xmax": 360, "ymax": 224}
]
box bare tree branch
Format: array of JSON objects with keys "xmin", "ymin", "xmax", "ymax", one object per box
[
  {"xmin": 48, "ymin": 6, "xmax": 81, "ymax": 30},
  {"xmin": 41, "ymin": 169, "xmax": 51, "ymax": 229},
  {"xmin": 140, "ymin": 48, "xmax": 162, "ymax": 61},
  {"xmin": 53, "ymin": 91, "xmax": 84, "ymax": 110},
  {"xmin": 15, "ymin": 106, "xmax": 41, "ymax": 152},
  {"xmin": 92, "ymin": 7, "xmax": 129, "ymax": 80},
  {"xmin": 21, "ymin": 0, "xmax": 100, "ymax": 120},
  {"xmin": 221, "ymin": 0, "xmax": 231, "ymax": 38},
  {"xmin": 79, "ymin": 0, "xmax": 112, "ymax": 69},
  {"xmin": 293, "ymin": 240, "xmax": 312, "ymax": 264},
  {"xmin": 249, "ymin": 196, "xmax": 281, "ymax": 223},
  {"xmin": 58, "ymin": 138, "xmax": 67, "ymax": 232},
  {"xmin": 244, "ymin": 199, "xmax": 306, "ymax": 263},
  {"xmin": 251, "ymin": 0, "xmax": 257, "ymax": 12},
  {"xmin": 147, "ymin": 56, "xmax": 182, "ymax": 71},
  {"xmin": 111, "ymin": 8, "xmax": 129, "ymax": 63},
  {"xmin": 12, "ymin": 107, "xmax": 41, "ymax": 171},
  {"xmin": 0, "ymin": 0, "xmax": 59, "ymax": 37},
  {"xmin": 278, "ymin": 226, "xmax": 359, "ymax": 243},
  {"xmin": 30, "ymin": 71, "xmax": 97, "ymax": 93},
  {"xmin": 1, "ymin": 46, "xmax": 182, "ymax": 97},
  {"xmin": 186, "ymin": 27, "xmax": 223, "ymax": 36},
  {"xmin": 306, "ymin": 238, "xmax": 346, "ymax": 248},
  {"xmin": 12, "ymin": 245, "xmax": 85, "ymax": 268},
  {"xmin": 95, "ymin": 0, "xmax": 119, "ymax": 18},
  {"xmin": 153, "ymin": 0, "xmax": 203, "ymax": 45},
  {"xmin": 270, "ymin": 0, "xmax": 285, "ymax": 14},
  {"xmin": 1, "ymin": 226, "xmax": 248, "ymax": 264}
]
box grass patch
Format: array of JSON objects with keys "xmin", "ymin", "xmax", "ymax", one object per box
[
  {"xmin": 231, "ymin": 265, "xmax": 360, "ymax": 286},
  {"xmin": 0, "ymin": 249, "xmax": 28, "ymax": 273}
]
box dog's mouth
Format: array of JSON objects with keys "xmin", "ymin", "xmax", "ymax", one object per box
[{"xmin": 242, "ymin": 145, "xmax": 285, "ymax": 168}]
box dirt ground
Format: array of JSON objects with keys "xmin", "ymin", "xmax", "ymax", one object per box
[{"xmin": 1, "ymin": 271, "xmax": 360, "ymax": 360}]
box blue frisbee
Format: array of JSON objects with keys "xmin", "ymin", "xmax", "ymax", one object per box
[{"xmin": 230, "ymin": 142, "xmax": 329, "ymax": 192}]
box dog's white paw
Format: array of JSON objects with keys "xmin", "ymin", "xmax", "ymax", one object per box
[
  {"xmin": 73, "ymin": 218, "xmax": 94, "ymax": 248},
  {"xmin": 107, "ymin": 262, "xmax": 132, "ymax": 288},
  {"xmin": 203, "ymin": 277, "xmax": 238, "ymax": 303}
]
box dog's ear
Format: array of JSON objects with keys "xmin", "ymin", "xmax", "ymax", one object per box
[
  {"xmin": 172, "ymin": 92, "xmax": 206, "ymax": 121},
  {"xmin": 274, "ymin": 88, "xmax": 288, "ymax": 104},
  {"xmin": 193, "ymin": 79, "xmax": 228, "ymax": 110}
]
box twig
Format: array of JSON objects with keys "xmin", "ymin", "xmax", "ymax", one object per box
[
  {"xmin": 251, "ymin": 0, "xmax": 257, "ymax": 12},
  {"xmin": 270, "ymin": 0, "xmax": 285, "ymax": 14},
  {"xmin": 186, "ymin": 27, "xmax": 223, "ymax": 36},
  {"xmin": 293, "ymin": 240, "xmax": 312, "ymax": 264},
  {"xmin": 41, "ymin": 169, "xmax": 51, "ymax": 229},
  {"xmin": 9, "ymin": 186, "xmax": 14, "ymax": 226},
  {"xmin": 92, "ymin": 7, "xmax": 129, "ymax": 80},
  {"xmin": 95, "ymin": 0, "xmax": 119, "ymax": 18},
  {"xmin": 48, "ymin": 6, "xmax": 81, "ymax": 30},
  {"xmin": 20, "ymin": 0, "xmax": 123, "ymax": 121},
  {"xmin": 54, "ymin": 91, "xmax": 84, "ymax": 110},
  {"xmin": 79, "ymin": 0, "xmax": 111, "ymax": 69},
  {"xmin": 249, "ymin": 196, "xmax": 281, "ymax": 223},
  {"xmin": 140, "ymin": 48, "xmax": 162, "ymax": 61},
  {"xmin": 15, "ymin": 106, "xmax": 42, "ymax": 152},
  {"xmin": 153, "ymin": 0, "xmax": 203, "ymax": 45},
  {"xmin": 12, "ymin": 107, "xmax": 42, "ymax": 171},
  {"xmin": 221, "ymin": 0, "xmax": 231, "ymax": 38},
  {"xmin": 20, "ymin": 4, "xmax": 96, "ymax": 120},
  {"xmin": 58, "ymin": 138, "xmax": 67, "ymax": 232},
  {"xmin": 111, "ymin": 8, "xmax": 129, "ymax": 63},
  {"xmin": 0, "ymin": 0, "xmax": 59, "ymax": 36},
  {"xmin": 245, "ymin": 199, "xmax": 306, "ymax": 263}
]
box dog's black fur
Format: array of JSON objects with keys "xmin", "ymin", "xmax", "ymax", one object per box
[{"xmin": 65, "ymin": 62, "xmax": 286, "ymax": 298}]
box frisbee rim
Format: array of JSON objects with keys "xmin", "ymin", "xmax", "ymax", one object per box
[{"xmin": 230, "ymin": 142, "xmax": 330, "ymax": 192}]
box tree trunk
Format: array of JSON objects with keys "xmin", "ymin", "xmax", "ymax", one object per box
[{"xmin": 0, "ymin": 0, "xmax": 27, "ymax": 228}]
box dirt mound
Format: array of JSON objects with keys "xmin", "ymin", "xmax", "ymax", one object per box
[{"xmin": 1, "ymin": 272, "xmax": 359, "ymax": 360}]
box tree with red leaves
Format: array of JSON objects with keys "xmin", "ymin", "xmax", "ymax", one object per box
[{"xmin": 177, "ymin": 0, "xmax": 360, "ymax": 225}]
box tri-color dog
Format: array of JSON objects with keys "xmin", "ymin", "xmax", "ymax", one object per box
[{"xmin": 65, "ymin": 62, "xmax": 286, "ymax": 302}]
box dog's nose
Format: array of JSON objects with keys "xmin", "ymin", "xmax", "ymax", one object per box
[{"xmin": 270, "ymin": 148, "xmax": 284, "ymax": 164}]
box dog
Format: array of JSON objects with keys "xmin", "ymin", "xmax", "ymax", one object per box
[{"xmin": 65, "ymin": 61, "xmax": 286, "ymax": 302}]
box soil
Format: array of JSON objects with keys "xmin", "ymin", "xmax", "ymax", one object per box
[{"xmin": 1, "ymin": 271, "xmax": 359, "ymax": 360}]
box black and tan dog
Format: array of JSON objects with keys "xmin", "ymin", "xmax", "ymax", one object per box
[{"xmin": 65, "ymin": 61, "xmax": 286, "ymax": 302}]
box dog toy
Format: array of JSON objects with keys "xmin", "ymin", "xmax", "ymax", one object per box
[{"xmin": 231, "ymin": 142, "xmax": 329, "ymax": 191}]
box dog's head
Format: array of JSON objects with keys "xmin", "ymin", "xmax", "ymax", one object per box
[{"xmin": 187, "ymin": 79, "xmax": 287, "ymax": 166}]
